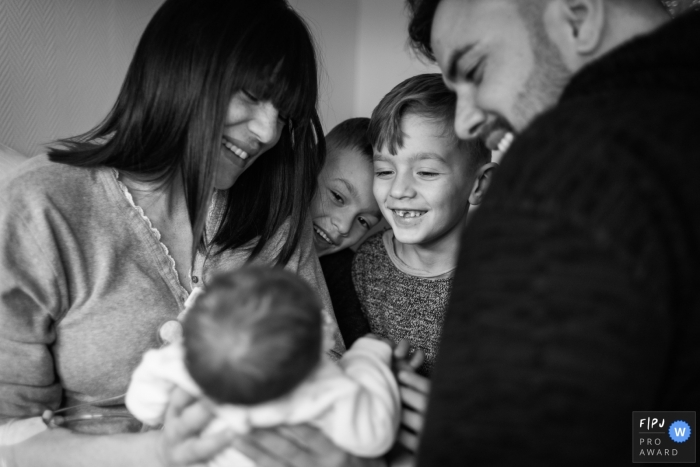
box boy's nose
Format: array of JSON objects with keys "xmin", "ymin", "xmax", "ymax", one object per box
[{"xmin": 389, "ymin": 173, "xmax": 416, "ymax": 199}]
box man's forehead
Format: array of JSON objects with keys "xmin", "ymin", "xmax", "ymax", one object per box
[{"xmin": 431, "ymin": 0, "xmax": 519, "ymax": 62}]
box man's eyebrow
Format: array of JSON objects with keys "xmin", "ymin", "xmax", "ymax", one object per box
[
  {"xmin": 447, "ymin": 43, "xmax": 475, "ymax": 81},
  {"xmin": 333, "ymin": 178, "xmax": 358, "ymax": 198}
]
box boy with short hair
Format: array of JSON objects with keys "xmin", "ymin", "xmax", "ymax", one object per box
[
  {"xmin": 353, "ymin": 73, "xmax": 496, "ymax": 376},
  {"xmin": 311, "ymin": 117, "xmax": 382, "ymax": 257}
]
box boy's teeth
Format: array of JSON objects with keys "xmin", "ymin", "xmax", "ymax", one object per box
[
  {"xmin": 221, "ymin": 138, "xmax": 249, "ymax": 160},
  {"xmin": 497, "ymin": 132, "xmax": 514, "ymax": 153},
  {"xmin": 313, "ymin": 226, "xmax": 333, "ymax": 244},
  {"xmin": 393, "ymin": 210, "xmax": 426, "ymax": 218}
]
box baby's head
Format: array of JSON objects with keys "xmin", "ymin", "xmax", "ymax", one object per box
[
  {"xmin": 368, "ymin": 74, "xmax": 495, "ymax": 247},
  {"xmin": 182, "ymin": 267, "xmax": 322, "ymax": 405},
  {"xmin": 311, "ymin": 118, "xmax": 382, "ymax": 257}
]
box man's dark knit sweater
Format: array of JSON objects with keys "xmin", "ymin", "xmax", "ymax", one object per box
[{"xmin": 418, "ymin": 11, "xmax": 700, "ymax": 467}]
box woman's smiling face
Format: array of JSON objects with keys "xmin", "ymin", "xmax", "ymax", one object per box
[
  {"xmin": 215, "ymin": 90, "xmax": 288, "ymax": 190},
  {"xmin": 311, "ymin": 147, "xmax": 381, "ymax": 257}
]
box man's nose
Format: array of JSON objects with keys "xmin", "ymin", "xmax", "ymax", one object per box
[
  {"xmin": 249, "ymin": 102, "xmax": 280, "ymax": 144},
  {"xmin": 454, "ymin": 87, "xmax": 486, "ymax": 141}
]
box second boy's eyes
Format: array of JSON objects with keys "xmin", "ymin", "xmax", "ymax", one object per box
[{"xmin": 330, "ymin": 190, "xmax": 344, "ymax": 205}]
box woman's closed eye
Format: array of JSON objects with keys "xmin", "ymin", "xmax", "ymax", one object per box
[{"xmin": 464, "ymin": 58, "xmax": 484, "ymax": 84}]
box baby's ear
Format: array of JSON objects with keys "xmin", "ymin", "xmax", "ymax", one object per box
[{"xmin": 468, "ymin": 162, "xmax": 499, "ymax": 206}]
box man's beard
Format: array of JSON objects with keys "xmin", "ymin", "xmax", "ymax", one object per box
[{"xmin": 512, "ymin": 32, "xmax": 573, "ymax": 132}]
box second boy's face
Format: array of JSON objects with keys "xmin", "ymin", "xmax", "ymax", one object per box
[
  {"xmin": 374, "ymin": 114, "xmax": 473, "ymax": 247},
  {"xmin": 311, "ymin": 148, "xmax": 381, "ymax": 257}
]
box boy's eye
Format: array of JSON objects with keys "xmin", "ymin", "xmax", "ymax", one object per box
[
  {"xmin": 375, "ymin": 170, "xmax": 393, "ymax": 178},
  {"xmin": 418, "ymin": 171, "xmax": 439, "ymax": 178},
  {"xmin": 358, "ymin": 217, "xmax": 370, "ymax": 230},
  {"xmin": 331, "ymin": 190, "xmax": 344, "ymax": 204}
]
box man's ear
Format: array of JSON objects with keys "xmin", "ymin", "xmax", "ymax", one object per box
[
  {"xmin": 548, "ymin": 0, "xmax": 606, "ymax": 67},
  {"xmin": 468, "ymin": 162, "xmax": 498, "ymax": 206}
]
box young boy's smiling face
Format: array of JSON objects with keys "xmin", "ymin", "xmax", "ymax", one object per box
[
  {"xmin": 311, "ymin": 147, "xmax": 382, "ymax": 257},
  {"xmin": 373, "ymin": 113, "xmax": 474, "ymax": 247}
]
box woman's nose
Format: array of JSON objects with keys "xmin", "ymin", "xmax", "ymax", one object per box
[{"xmin": 249, "ymin": 102, "xmax": 281, "ymax": 144}]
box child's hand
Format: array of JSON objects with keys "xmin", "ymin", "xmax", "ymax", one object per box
[{"xmin": 391, "ymin": 339, "xmax": 430, "ymax": 455}]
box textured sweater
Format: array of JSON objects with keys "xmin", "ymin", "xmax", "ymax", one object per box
[
  {"xmin": 0, "ymin": 156, "xmax": 342, "ymax": 440},
  {"xmin": 352, "ymin": 231, "xmax": 453, "ymax": 376},
  {"xmin": 418, "ymin": 11, "xmax": 700, "ymax": 467}
]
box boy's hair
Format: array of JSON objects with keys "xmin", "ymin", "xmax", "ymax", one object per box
[
  {"xmin": 182, "ymin": 267, "xmax": 322, "ymax": 405},
  {"xmin": 326, "ymin": 117, "xmax": 373, "ymax": 164},
  {"xmin": 368, "ymin": 73, "xmax": 490, "ymax": 168}
]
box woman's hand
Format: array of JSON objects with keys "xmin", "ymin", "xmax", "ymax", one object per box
[
  {"xmin": 156, "ymin": 387, "xmax": 233, "ymax": 467},
  {"xmin": 232, "ymin": 424, "xmax": 385, "ymax": 467}
]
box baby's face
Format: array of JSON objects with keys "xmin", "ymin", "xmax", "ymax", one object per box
[
  {"xmin": 373, "ymin": 113, "xmax": 474, "ymax": 247},
  {"xmin": 311, "ymin": 147, "xmax": 381, "ymax": 257}
]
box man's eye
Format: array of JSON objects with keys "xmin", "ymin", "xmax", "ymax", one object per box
[
  {"xmin": 331, "ymin": 190, "xmax": 343, "ymax": 204},
  {"xmin": 358, "ymin": 217, "xmax": 370, "ymax": 229},
  {"xmin": 464, "ymin": 59, "xmax": 483, "ymax": 83}
]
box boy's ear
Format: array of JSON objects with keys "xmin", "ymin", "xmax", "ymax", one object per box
[{"xmin": 468, "ymin": 162, "xmax": 498, "ymax": 206}]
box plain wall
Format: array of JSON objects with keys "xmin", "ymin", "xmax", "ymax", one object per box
[
  {"xmin": 0, "ymin": 0, "xmax": 163, "ymax": 157},
  {"xmin": 354, "ymin": 0, "xmax": 440, "ymax": 119}
]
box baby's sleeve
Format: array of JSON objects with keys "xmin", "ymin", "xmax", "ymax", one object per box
[
  {"xmin": 319, "ymin": 337, "xmax": 400, "ymax": 457},
  {"xmin": 125, "ymin": 343, "xmax": 199, "ymax": 426}
]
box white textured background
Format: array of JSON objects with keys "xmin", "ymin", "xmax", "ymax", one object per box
[{"xmin": 0, "ymin": 0, "xmax": 163, "ymax": 156}]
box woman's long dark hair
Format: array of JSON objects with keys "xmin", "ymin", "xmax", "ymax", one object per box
[{"xmin": 48, "ymin": 0, "xmax": 325, "ymax": 266}]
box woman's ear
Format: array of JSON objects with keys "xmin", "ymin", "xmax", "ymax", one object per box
[{"xmin": 468, "ymin": 162, "xmax": 498, "ymax": 206}]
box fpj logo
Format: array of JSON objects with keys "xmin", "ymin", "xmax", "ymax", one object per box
[{"xmin": 633, "ymin": 411, "xmax": 695, "ymax": 464}]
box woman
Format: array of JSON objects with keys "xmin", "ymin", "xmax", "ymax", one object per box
[{"xmin": 0, "ymin": 0, "xmax": 345, "ymax": 464}]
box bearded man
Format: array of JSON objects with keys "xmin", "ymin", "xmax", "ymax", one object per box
[{"xmin": 405, "ymin": 0, "xmax": 700, "ymax": 465}]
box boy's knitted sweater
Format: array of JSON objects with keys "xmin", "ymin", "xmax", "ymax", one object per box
[{"xmin": 352, "ymin": 231, "xmax": 453, "ymax": 376}]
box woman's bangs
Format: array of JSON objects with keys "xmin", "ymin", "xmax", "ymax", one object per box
[{"xmin": 230, "ymin": 9, "xmax": 317, "ymax": 124}]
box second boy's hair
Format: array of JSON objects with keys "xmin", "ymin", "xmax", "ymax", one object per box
[
  {"xmin": 368, "ymin": 73, "xmax": 490, "ymax": 167},
  {"xmin": 327, "ymin": 117, "xmax": 373, "ymax": 163},
  {"xmin": 183, "ymin": 267, "xmax": 323, "ymax": 405}
]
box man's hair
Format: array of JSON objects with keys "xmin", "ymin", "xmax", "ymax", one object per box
[
  {"xmin": 407, "ymin": 0, "xmax": 669, "ymax": 61},
  {"xmin": 326, "ymin": 117, "xmax": 373, "ymax": 164},
  {"xmin": 183, "ymin": 267, "xmax": 322, "ymax": 405},
  {"xmin": 368, "ymin": 73, "xmax": 490, "ymax": 167}
]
